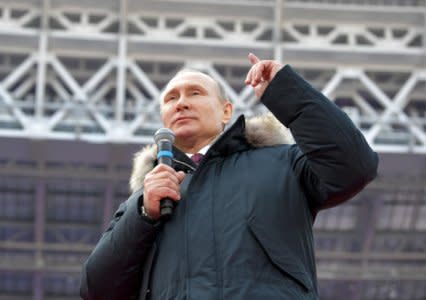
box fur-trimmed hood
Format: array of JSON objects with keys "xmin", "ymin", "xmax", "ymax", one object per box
[{"xmin": 129, "ymin": 113, "xmax": 294, "ymax": 193}]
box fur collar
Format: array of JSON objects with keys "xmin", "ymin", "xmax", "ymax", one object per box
[{"xmin": 129, "ymin": 113, "xmax": 294, "ymax": 193}]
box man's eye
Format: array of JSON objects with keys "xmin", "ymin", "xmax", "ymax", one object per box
[{"xmin": 192, "ymin": 90, "xmax": 201, "ymax": 95}]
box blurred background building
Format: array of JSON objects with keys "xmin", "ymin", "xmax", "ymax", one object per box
[{"xmin": 0, "ymin": 0, "xmax": 425, "ymax": 299}]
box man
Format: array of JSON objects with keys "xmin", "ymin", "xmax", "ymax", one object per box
[{"xmin": 80, "ymin": 54, "xmax": 378, "ymax": 300}]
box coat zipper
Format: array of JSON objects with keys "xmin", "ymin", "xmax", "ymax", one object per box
[
  {"xmin": 210, "ymin": 161, "xmax": 223, "ymax": 300},
  {"xmin": 173, "ymin": 154, "xmax": 219, "ymax": 299},
  {"xmin": 173, "ymin": 158, "xmax": 198, "ymax": 299}
]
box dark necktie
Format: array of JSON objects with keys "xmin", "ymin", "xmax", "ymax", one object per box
[{"xmin": 191, "ymin": 153, "xmax": 204, "ymax": 165}]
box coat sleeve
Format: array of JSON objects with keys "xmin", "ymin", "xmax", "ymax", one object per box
[
  {"xmin": 261, "ymin": 65, "xmax": 379, "ymax": 212},
  {"xmin": 80, "ymin": 190, "xmax": 160, "ymax": 300}
]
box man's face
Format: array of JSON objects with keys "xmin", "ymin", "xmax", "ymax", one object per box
[{"xmin": 160, "ymin": 71, "xmax": 232, "ymax": 148}]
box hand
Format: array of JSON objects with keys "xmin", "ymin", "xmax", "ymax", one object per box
[
  {"xmin": 143, "ymin": 164, "xmax": 186, "ymax": 220},
  {"xmin": 245, "ymin": 53, "xmax": 283, "ymax": 98}
]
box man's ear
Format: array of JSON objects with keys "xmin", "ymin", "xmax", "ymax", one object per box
[{"xmin": 222, "ymin": 101, "xmax": 233, "ymax": 125}]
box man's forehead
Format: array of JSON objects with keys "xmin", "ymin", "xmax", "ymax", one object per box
[{"xmin": 164, "ymin": 71, "xmax": 215, "ymax": 91}]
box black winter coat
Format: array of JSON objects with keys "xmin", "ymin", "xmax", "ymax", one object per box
[{"xmin": 80, "ymin": 65, "xmax": 378, "ymax": 300}]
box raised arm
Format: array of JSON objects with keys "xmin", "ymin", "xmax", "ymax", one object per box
[{"xmin": 246, "ymin": 54, "xmax": 378, "ymax": 211}]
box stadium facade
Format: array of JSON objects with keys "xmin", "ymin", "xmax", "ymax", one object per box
[{"xmin": 0, "ymin": 0, "xmax": 425, "ymax": 299}]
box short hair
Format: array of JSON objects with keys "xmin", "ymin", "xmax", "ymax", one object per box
[{"xmin": 166, "ymin": 68, "xmax": 230, "ymax": 104}]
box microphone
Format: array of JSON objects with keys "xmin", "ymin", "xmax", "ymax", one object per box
[{"xmin": 154, "ymin": 128, "xmax": 176, "ymax": 219}]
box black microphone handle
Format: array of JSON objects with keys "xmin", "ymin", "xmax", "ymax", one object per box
[
  {"xmin": 157, "ymin": 141, "xmax": 174, "ymax": 219},
  {"xmin": 160, "ymin": 198, "xmax": 174, "ymax": 219}
]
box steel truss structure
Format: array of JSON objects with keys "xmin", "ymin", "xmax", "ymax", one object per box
[
  {"xmin": 0, "ymin": 0, "xmax": 426, "ymax": 300},
  {"xmin": 0, "ymin": 0, "xmax": 424, "ymax": 151}
]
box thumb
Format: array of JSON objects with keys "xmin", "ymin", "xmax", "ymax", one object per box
[
  {"xmin": 177, "ymin": 171, "xmax": 186, "ymax": 183},
  {"xmin": 248, "ymin": 53, "xmax": 260, "ymax": 65}
]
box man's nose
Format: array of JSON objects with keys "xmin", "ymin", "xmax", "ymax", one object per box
[{"xmin": 176, "ymin": 96, "xmax": 190, "ymax": 110}]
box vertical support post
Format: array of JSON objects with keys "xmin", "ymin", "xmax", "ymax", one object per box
[
  {"xmin": 33, "ymin": 178, "xmax": 46, "ymax": 300},
  {"xmin": 273, "ymin": 0, "xmax": 284, "ymax": 63},
  {"xmin": 350, "ymin": 192, "xmax": 382, "ymax": 300},
  {"xmin": 103, "ymin": 144, "xmax": 122, "ymax": 231},
  {"xmin": 115, "ymin": 0, "xmax": 128, "ymax": 123},
  {"xmin": 102, "ymin": 182, "xmax": 115, "ymax": 232},
  {"xmin": 33, "ymin": 272, "xmax": 43, "ymax": 300},
  {"xmin": 423, "ymin": 2, "xmax": 426, "ymax": 68},
  {"xmin": 35, "ymin": 0, "xmax": 50, "ymax": 119},
  {"xmin": 423, "ymin": 2, "xmax": 426, "ymax": 114}
]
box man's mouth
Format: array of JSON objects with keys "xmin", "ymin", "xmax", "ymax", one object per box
[{"xmin": 173, "ymin": 116, "xmax": 194, "ymax": 124}]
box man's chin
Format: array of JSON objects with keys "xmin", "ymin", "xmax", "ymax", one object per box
[{"xmin": 174, "ymin": 129, "xmax": 197, "ymax": 141}]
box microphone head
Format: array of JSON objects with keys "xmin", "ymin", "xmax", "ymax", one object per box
[{"xmin": 154, "ymin": 128, "xmax": 175, "ymax": 144}]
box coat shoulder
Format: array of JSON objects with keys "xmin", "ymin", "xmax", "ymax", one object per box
[
  {"xmin": 129, "ymin": 145, "xmax": 157, "ymax": 194},
  {"xmin": 245, "ymin": 113, "xmax": 294, "ymax": 148}
]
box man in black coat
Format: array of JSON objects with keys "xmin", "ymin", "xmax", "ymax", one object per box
[{"xmin": 80, "ymin": 54, "xmax": 378, "ymax": 300}]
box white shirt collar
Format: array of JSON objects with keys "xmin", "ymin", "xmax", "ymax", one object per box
[
  {"xmin": 185, "ymin": 143, "xmax": 211, "ymax": 157},
  {"xmin": 185, "ymin": 133, "xmax": 222, "ymax": 157}
]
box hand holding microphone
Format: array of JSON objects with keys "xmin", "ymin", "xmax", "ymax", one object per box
[{"xmin": 142, "ymin": 128, "xmax": 185, "ymax": 220}]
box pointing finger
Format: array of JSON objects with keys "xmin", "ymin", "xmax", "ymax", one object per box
[{"xmin": 248, "ymin": 53, "xmax": 260, "ymax": 65}]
